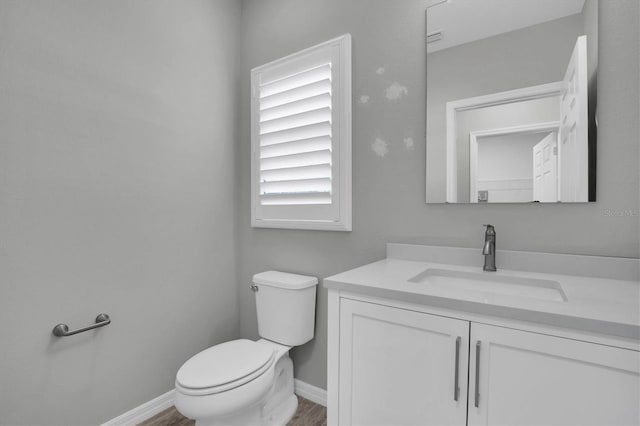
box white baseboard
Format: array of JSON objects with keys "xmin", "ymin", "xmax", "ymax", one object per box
[
  {"xmin": 294, "ymin": 379, "xmax": 327, "ymax": 407},
  {"xmin": 101, "ymin": 389, "xmax": 175, "ymax": 426},
  {"xmin": 102, "ymin": 379, "xmax": 325, "ymax": 425}
]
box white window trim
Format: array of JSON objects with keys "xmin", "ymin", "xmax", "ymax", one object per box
[{"xmin": 251, "ymin": 34, "xmax": 352, "ymax": 231}]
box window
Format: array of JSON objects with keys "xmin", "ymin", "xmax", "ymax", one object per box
[{"xmin": 251, "ymin": 34, "xmax": 352, "ymax": 231}]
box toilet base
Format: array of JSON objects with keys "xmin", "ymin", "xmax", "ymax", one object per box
[
  {"xmin": 192, "ymin": 394, "xmax": 297, "ymax": 426},
  {"xmin": 264, "ymin": 394, "xmax": 297, "ymax": 426},
  {"xmin": 261, "ymin": 348, "xmax": 297, "ymax": 425}
]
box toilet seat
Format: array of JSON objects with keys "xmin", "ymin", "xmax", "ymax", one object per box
[{"xmin": 175, "ymin": 339, "xmax": 275, "ymax": 396}]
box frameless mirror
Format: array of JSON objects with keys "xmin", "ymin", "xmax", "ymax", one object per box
[{"xmin": 426, "ymin": 0, "xmax": 598, "ymax": 203}]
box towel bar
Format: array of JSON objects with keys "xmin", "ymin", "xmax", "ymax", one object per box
[{"xmin": 52, "ymin": 313, "xmax": 111, "ymax": 337}]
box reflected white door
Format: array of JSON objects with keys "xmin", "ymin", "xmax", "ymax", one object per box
[
  {"xmin": 532, "ymin": 132, "xmax": 558, "ymax": 202},
  {"xmin": 558, "ymin": 35, "xmax": 589, "ymax": 202}
]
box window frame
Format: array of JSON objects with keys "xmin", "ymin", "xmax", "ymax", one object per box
[{"xmin": 250, "ymin": 34, "xmax": 352, "ymax": 231}]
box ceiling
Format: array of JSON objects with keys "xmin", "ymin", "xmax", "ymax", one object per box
[{"xmin": 426, "ymin": 0, "xmax": 586, "ymax": 54}]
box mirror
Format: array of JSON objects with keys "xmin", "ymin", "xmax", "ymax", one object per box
[{"xmin": 426, "ymin": 0, "xmax": 598, "ymax": 203}]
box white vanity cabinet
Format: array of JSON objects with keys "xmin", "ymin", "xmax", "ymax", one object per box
[
  {"xmin": 468, "ymin": 323, "xmax": 640, "ymax": 426},
  {"xmin": 328, "ymin": 294, "xmax": 640, "ymax": 426},
  {"xmin": 336, "ymin": 298, "xmax": 469, "ymax": 425}
]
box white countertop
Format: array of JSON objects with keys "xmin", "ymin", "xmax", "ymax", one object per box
[{"xmin": 324, "ymin": 244, "xmax": 640, "ymax": 341}]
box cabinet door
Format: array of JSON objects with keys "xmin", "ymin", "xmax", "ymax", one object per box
[
  {"xmin": 468, "ymin": 323, "xmax": 640, "ymax": 426},
  {"xmin": 338, "ymin": 298, "xmax": 469, "ymax": 425}
]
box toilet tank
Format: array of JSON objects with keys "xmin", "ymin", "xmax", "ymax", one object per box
[{"xmin": 253, "ymin": 271, "xmax": 318, "ymax": 346}]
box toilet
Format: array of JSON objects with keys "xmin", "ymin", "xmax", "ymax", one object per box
[{"xmin": 174, "ymin": 271, "xmax": 318, "ymax": 426}]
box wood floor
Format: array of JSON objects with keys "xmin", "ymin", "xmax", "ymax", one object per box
[{"xmin": 138, "ymin": 396, "xmax": 326, "ymax": 426}]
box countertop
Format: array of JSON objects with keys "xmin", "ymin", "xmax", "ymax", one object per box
[{"xmin": 324, "ymin": 245, "xmax": 640, "ymax": 342}]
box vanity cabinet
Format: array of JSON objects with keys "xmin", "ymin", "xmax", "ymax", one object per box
[
  {"xmin": 337, "ymin": 298, "xmax": 469, "ymax": 425},
  {"xmin": 468, "ymin": 323, "xmax": 640, "ymax": 426},
  {"xmin": 329, "ymin": 295, "xmax": 640, "ymax": 426}
]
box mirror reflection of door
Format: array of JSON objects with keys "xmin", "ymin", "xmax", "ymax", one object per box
[
  {"xmin": 533, "ymin": 132, "xmax": 559, "ymax": 203},
  {"xmin": 426, "ymin": 0, "xmax": 598, "ymax": 204},
  {"xmin": 454, "ymin": 35, "xmax": 589, "ymax": 204},
  {"xmin": 470, "ymin": 128, "xmax": 559, "ymax": 203},
  {"xmin": 559, "ymin": 36, "xmax": 589, "ymax": 202}
]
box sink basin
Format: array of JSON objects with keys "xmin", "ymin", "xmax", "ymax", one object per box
[{"xmin": 408, "ymin": 268, "xmax": 568, "ymax": 302}]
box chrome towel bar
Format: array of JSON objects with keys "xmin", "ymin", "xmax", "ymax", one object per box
[{"xmin": 52, "ymin": 313, "xmax": 111, "ymax": 337}]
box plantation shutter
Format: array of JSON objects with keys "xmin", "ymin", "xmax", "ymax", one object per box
[
  {"xmin": 251, "ymin": 35, "xmax": 351, "ymax": 231},
  {"xmin": 258, "ymin": 63, "xmax": 333, "ymax": 206}
]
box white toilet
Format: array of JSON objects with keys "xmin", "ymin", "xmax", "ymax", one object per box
[{"xmin": 174, "ymin": 271, "xmax": 318, "ymax": 426}]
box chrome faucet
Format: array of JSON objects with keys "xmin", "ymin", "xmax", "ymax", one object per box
[{"xmin": 482, "ymin": 224, "xmax": 497, "ymax": 272}]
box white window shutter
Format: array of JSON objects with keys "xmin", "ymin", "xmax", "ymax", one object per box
[{"xmin": 251, "ymin": 35, "xmax": 352, "ymax": 231}]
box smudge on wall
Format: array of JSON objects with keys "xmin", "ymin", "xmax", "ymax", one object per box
[
  {"xmin": 360, "ymin": 67, "xmax": 413, "ymax": 159},
  {"xmin": 371, "ymin": 137, "xmax": 389, "ymax": 157},
  {"xmin": 403, "ymin": 137, "xmax": 415, "ymax": 150},
  {"xmin": 385, "ymin": 82, "xmax": 408, "ymax": 100}
]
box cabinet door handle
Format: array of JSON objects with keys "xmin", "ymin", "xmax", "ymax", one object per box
[
  {"xmin": 454, "ymin": 336, "xmax": 461, "ymax": 401},
  {"xmin": 475, "ymin": 341, "xmax": 481, "ymax": 408}
]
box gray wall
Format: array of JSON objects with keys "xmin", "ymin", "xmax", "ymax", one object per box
[
  {"xmin": 0, "ymin": 1, "xmax": 241, "ymax": 424},
  {"xmin": 238, "ymin": 0, "xmax": 640, "ymax": 392},
  {"xmin": 477, "ymin": 133, "xmax": 544, "ymax": 180}
]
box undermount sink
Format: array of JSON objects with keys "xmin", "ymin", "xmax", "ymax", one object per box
[{"xmin": 408, "ymin": 268, "xmax": 568, "ymax": 302}]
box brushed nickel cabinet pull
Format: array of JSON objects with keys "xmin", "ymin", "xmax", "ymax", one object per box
[
  {"xmin": 454, "ymin": 336, "xmax": 461, "ymax": 401},
  {"xmin": 475, "ymin": 340, "xmax": 481, "ymax": 408}
]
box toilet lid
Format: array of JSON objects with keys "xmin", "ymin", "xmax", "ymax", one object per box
[{"xmin": 176, "ymin": 339, "xmax": 274, "ymax": 390}]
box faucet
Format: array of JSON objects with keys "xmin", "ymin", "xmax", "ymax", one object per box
[{"xmin": 482, "ymin": 224, "xmax": 497, "ymax": 272}]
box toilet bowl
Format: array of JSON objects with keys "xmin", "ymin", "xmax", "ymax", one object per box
[
  {"xmin": 174, "ymin": 271, "xmax": 318, "ymax": 426},
  {"xmin": 174, "ymin": 339, "xmax": 295, "ymax": 425}
]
